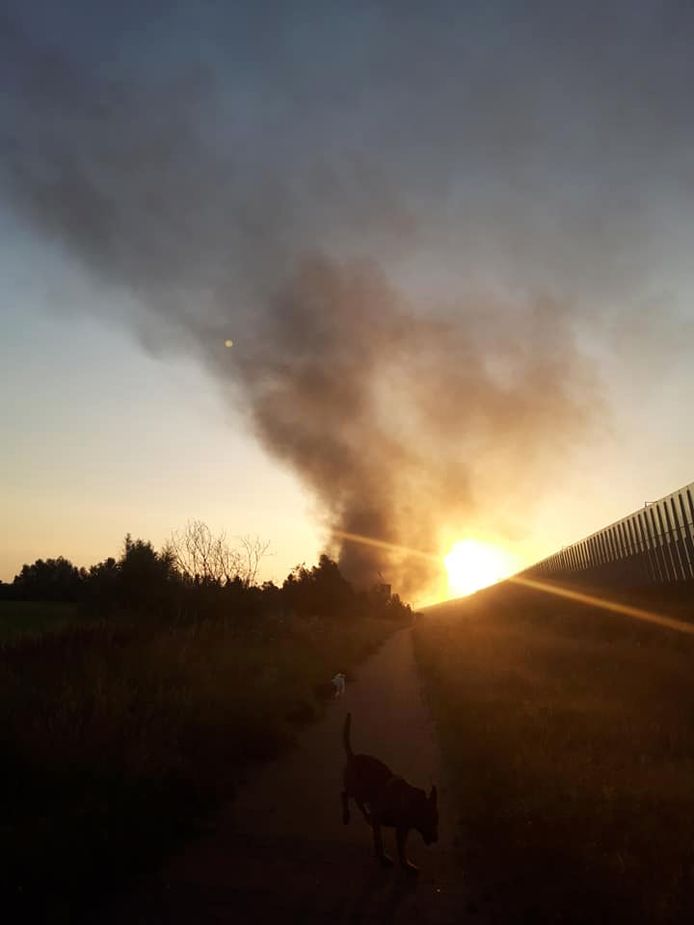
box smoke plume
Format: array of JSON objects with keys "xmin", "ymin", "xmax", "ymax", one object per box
[{"xmin": 9, "ymin": 3, "xmax": 689, "ymax": 596}]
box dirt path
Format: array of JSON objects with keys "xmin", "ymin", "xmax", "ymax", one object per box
[{"xmin": 111, "ymin": 628, "xmax": 483, "ymax": 923}]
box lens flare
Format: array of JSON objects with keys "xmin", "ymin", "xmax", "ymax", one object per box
[
  {"xmin": 511, "ymin": 575, "xmax": 694, "ymax": 636},
  {"xmin": 445, "ymin": 539, "xmax": 514, "ymax": 596}
]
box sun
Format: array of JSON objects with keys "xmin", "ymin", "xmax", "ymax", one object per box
[{"xmin": 444, "ymin": 539, "xmax": 514, "ymax": 597}]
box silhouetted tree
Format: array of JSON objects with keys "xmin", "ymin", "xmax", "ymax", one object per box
[
  {"xmin": 6, "ymin": 533, "xmax": 413, "ymax": 626},
  {"xmin": 237, "ymin": 535, "xmax": 271, "ymax": 587},
  {"xmin": 83, "ymin": 557, "xmax": 120, "ymax": 612},
  {"xmin": 0, "ymin": 579, "xmax": 18, "ymax": 601},
  {"xmin": 380, "ymin": 590, "xmax": 413, "ymax": 622},
  {"xmin": 166, "ymin": 521, "xmax": 270, "ymax": 588},
  {"xmin": 166, "ymin": 521, "xmax": 235, "ymax": 586},
  {"xmin": 282, "ymin": 554, "xmax": 354, "ymax": 618},
  {"xmin": 13, "ymin": 557, "xmax": 85, "ymax": 602},
  {"xmin": 117, "ymin": 535, "xmax": 178, "ymax": 616}
]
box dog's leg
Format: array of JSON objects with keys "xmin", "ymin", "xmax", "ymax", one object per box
[
  {"xmin": 372, "ymin": 820, "xmax": 393, "ymax": 868},
  {"xmin": 396, "ymin": 827, "xmax": 418, "ymax": 875},
  {"xmin": 341, "ymin": 790, "xmax": 350, "ymax": 825}
]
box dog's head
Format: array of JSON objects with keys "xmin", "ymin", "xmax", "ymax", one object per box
[{"xmin": 413, "ymin": 785, "xmax": 438, "ymax": 845}]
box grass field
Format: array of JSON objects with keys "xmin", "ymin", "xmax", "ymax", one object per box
[
  {"xmin": 415, "ymin": 581, "xmax": 694, "ymax": 924},
  {"xmin": 1, "ymin": 608, "xmax": 396, "ymax": 920},
  {"xmin": 0, "ymin": 600, "xmax": 82, "ymax": 641}
]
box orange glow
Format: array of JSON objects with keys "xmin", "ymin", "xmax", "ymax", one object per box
[
  {"xmin": 511, "ymin": 575, "xmax": 694, "ymax": 636},
  {"xmin": 445, "ymin": 539, "xmax": 515, "ymax": 596},
  {"xmin": 332, "ymin": 529, "xmax": 439, "ymax": 563}
]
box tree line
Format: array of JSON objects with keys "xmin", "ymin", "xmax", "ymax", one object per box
[{"xmin": 0, "ymin": 521, "xmax": 414, "ymax": 623}]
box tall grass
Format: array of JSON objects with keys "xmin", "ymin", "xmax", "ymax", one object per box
[
  {"xmin": 1, "ymin": 611, "xmax": 394, "ymax": 920},
  {"xmin": 0, "ymin": 600, "xmax": 82, "ymax": 641},
  {"xmin": 415, "ymin": 582, "xmax": 694, "ymax": 924}
]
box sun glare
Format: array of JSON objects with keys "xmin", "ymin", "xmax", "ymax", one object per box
[{"xmin": 444, "ymin": 539, "xmax": 514, "ymax": 597}]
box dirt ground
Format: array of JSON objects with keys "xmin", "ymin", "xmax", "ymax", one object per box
[{"xmin": 107, "ymin": 627, "xmax": 483, "ymax": 924}]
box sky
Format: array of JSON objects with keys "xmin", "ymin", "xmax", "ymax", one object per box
[{"xmin": 2, "ymin": 1, "xmax": 694, "ymax": 603}]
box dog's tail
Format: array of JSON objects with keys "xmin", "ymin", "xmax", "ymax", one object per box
[{"xmin": 343, "ymin": 712, "xmax": 353, "ymax": 758}]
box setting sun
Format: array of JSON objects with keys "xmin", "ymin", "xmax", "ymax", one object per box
[{"xmin": 444, "ymin": 539, "xmax": 515, "ymax": 597}]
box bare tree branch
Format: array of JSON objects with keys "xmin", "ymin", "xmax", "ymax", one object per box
[
  {"xmin": 167, "ymin": 521, "xmax": 270, "ymax": 587},
  {"xmin": 237, "ymin": 535, "xmax": 272, "ymax": 587}
]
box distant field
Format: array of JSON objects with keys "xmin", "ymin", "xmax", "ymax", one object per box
[
  {"xmin": 415, "ymin": 581, "xmax": 694, "ymax": 924},
  {"xmin": 0, "ymin": 600, "xmax": 82, "ymax": 641}
]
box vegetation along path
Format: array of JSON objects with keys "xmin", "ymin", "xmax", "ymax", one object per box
[{"xmin": 110, "ymin": 626, "xmax": 482, "ymax": 923}]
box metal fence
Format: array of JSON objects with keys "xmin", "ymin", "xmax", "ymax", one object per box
[{"xmin": 523, "ymin": 481, "xmax": 694, "ymax": 588}]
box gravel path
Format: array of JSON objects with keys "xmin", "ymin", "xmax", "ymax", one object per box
[{"xmin": 111, "ymin": 627, "xmax": 483, "ymax": 923}]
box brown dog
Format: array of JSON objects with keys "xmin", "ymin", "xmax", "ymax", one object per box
[{"xmin": 341, "ymin": 712, "xmax": 438, "ymax": 873}]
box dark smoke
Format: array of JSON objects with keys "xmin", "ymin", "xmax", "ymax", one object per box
[
  {"xmin": 230, "ymin": 259, "xmax": 597, "ymax": 593},
  {"xmin": 1, "ymin": 9, "xmax": 605, "ymax": 596}
]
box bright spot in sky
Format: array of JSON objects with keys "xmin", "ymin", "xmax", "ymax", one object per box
[
  {"xmin": 444, "ymin": 539, "xmax": 515, "ymax": 597},
  {"xmin": 224, "ymin": 339, "xmax": 234, "ymax": 348}
]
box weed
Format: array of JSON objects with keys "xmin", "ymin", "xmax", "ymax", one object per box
[
  {"xmin": 1, "ymin": 611, "xmax": 394, "ymax": 919},
  {"xmin": 415, "ymin": 582, "xmax": 694, "ymax": 924}
]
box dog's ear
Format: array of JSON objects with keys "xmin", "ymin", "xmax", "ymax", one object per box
[{"xmin": 428, "ymin": 785, "xmax": 437, "ymax": 805}]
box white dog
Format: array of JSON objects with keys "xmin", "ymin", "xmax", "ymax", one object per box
[{"xmin": 332, "ymin": 672, "xmax": 346, "ymax": 698}]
